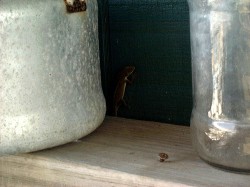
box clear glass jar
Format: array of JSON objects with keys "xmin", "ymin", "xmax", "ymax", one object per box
[{"xmin": 188, "ymin": 0, "xmax": 250, "ymax": 171}]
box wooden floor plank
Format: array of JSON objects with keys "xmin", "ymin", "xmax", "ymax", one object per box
[{"xmin": 1, "ymin": 117, "xmax": 249, "ymax": 187}]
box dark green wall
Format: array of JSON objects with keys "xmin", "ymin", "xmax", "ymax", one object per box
[
  {"xmin": 102, "ymin": 0, "xmax": 192, "ymax": 125},
  {"xmin": 97, "ymin": 0, "xmax": 110, "ymax": 100}
]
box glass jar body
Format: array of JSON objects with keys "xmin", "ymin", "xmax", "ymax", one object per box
[{"xmin": 188, "ymin": 0, "xmax": 250, "ymax": 171}]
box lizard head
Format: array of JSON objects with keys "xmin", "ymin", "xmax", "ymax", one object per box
[
  {"xmin": 117, "ymin": 66, "xmax": 136, "ymax": 80},
  {"xmin": 122, "ymin": 66, "xmax": 135, "ymax": 76}
]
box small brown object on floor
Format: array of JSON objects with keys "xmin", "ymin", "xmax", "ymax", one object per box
[{"xmin": 159, "ymin": 153, "xmax": 168, "ymax": 162}]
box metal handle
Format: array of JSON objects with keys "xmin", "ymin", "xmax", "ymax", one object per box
[{"xmin": 64, "ymin": 0, "xmax": 87, "ymax": 13}]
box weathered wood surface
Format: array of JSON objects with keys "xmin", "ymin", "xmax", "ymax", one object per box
[{"xmin": 1, "ymin": 117, "xmax": 249, "ymax": 187}]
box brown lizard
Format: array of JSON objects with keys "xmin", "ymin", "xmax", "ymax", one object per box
[{"xmin": 113, "ymin": 66, "xmax": 135, "ymax": 116}]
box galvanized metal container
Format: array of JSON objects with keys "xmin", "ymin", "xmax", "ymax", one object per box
[{"xmin": 0, "ymin": 0, "xmax": 106, "ymax": 156}]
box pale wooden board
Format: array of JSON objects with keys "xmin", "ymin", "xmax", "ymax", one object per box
[{"xmin": 0, "ymin": 117, "xmax": 249, "ymax": 187}]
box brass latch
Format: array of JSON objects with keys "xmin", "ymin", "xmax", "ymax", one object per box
[{"xmin": 64, "ymin": 0, "xmax": 87, "ymax": 13}]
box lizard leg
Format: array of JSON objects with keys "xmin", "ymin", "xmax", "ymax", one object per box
[
  {"xmin": 122, "ymin": 99, "xmax": 128, "ymax": 107},
  {"xmin": 127, "ymin": 72, "xmax": 136, "ymax": 84},
  {"xmin": 122, "ymin": 99, "xmax": 131, "ymax": 109},
  {"xmin": 114, "ymin": 100, "xmax": 123, "ymax": 116}
]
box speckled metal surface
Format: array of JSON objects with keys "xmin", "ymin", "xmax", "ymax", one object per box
[{"xmin": 0, "ymin": 0, "xmax": 106, "ymax": 156}]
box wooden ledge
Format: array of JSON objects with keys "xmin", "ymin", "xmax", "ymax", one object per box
[{"xmin": 0, "ymin": 117, "xmax": 249, "ymax": 186}]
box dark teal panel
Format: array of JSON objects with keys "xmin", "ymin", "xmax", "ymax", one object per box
[
  {"xmin": 107, "ymin": 0, "xmax": 192, "ymax": 125},
  {"xmin": 97, "ymin": 0, "xmax": 110, "ymax": 101}
]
